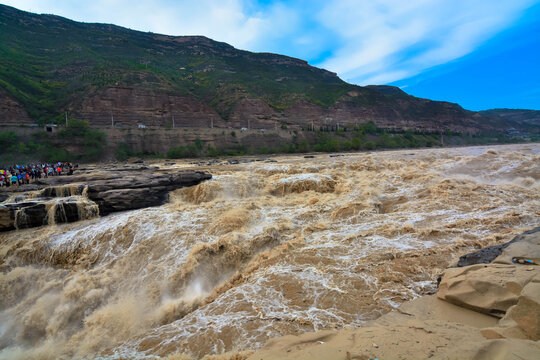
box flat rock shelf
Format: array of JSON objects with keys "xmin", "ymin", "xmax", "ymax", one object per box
[{"xmin": 0, "ymin": 167, "xmax": 212, "ymax": 231}]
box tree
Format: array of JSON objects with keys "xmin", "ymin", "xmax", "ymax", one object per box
[
  {"xmin": 0, "ymin": 131, "xmax": 18, "ymax": 149},
  {"xmin": 167, "ymin": 146, "xmax": 186, "ymax": 158},
  {"xmin": 83, "ymin": 129, "xmax": 107, "ymax": 160},
  {"xmin": 61, "ymin": 118, "xmax": 90, "ymax": 137},
  {"xmin": 116, "ymin": 142, "xmax": 134, "ymax": 161}
]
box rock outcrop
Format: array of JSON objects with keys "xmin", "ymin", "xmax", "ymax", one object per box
[
  {"xmin": 0, "ymin": 197, "xmax": 98, "ymax": 231},
  {"xmin": 482, "ymin": 281, "xmax": 540, "ymax": 340},
  {"xmin": 41, "ymin": 168, "xmax": 212, "ymax": 214},
  {"xmin": 0, "ymin": 90, "xmax": 34, "ymax": 124},
  {"xmin": 438, "ymin": 264, "xmax": 537, "ymax": 317},
  {"xmin": 76, "ymin": 87, "xmax": 226, "ymax": 128},
  {"xmin": 0, "ymin": 168, "xmax": 212, "ymax": 231}
]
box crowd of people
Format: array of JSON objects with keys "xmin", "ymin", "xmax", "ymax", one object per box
[{"xmin": 0, "ymin": 162, "xmax": 74, "ymax": 187}]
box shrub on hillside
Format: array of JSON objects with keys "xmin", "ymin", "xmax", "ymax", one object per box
[
  {"xmin": 364, "ymin": 141, "xmax": 376, "ymax": 150},
  {"xmin": 167, "ymin": 146, "xmax": 187, "ymax": 158},
  {"xmin": 60, "ymin": 118, "xmax": 90, "ymax": 137},
  {"xmin": 82, "ymin": 129, "xmax": 106, "ymax": 161},
  {"xmin": 116, "ymin": 142, "xmax": 135, "ymax": 161},
  {"xmin": 0, "ymin": 131, "xmax": 18, "ymax": 149}
]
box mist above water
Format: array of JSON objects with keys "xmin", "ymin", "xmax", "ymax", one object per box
[{"xmin": 0, "ymin": 144, "xmax": 538, "ymax": 359}]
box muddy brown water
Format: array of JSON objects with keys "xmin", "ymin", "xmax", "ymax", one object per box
[{"xmin": 0, "ymin": 144, "xmax": 538, "ymax": 359}]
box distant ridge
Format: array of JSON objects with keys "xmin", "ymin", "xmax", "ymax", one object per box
[{"xmin": 479, "ymin": 109, "xmax": 540, "ymax": 131}]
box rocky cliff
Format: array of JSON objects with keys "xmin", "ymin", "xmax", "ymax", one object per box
[{"xmin": 0, "ymin": 90, "xmax": 34, "ymax": 124}]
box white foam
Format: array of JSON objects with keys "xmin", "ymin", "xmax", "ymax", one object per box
[{"xmin": 278, "ymin": 173, "xmax": 332, "ymax": 184}]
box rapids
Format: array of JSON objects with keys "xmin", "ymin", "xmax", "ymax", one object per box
[{"xmin": 0, "ymin": 144, "xmax": 538, "ymax": 359}]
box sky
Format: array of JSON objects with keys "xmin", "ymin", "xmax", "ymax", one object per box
[{"xmin": 1, "ymin": 0, "xmax": 539, "ymax": 110}]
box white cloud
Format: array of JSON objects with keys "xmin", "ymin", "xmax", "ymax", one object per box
[
  {"xmin": 1, "ymin": 0, "xmax": 537, "ymax": 85},
  {"xmin": 316, "ymin": 0, "xmax": 538, "ymax": 84}
]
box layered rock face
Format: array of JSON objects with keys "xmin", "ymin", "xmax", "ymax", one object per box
[
  {"xmin": 480, "ymin": 109, "xmax": 540, "ymax": 130},
  {"xmin": 0, "ymin": 91, "xmax": 34, "ymax": 124},
  {"xmin": 75, "ymin": 87, "xmax": 226, "ymax": 128},
  {"xmin": 0, "ymin": 168, "xmax": 212, "ymax": 231},
  {"xmin": 71, "ymin": 87, "xmax": 488, "ymax": 135}
]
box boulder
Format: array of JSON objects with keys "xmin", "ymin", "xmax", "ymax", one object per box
[
  {"xmin": 437, "ymin": 264, "xmax": 537, "ymax": 317},
  {"xmin": 481, "ymin": 280, "xmax": 540, "ymax": 340}
]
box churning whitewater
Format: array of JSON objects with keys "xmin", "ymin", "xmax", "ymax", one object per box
[{"xmin": 0, "ymin": 144, "xmax": 539, "ymax": 359}]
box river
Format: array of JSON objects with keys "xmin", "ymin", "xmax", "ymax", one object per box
[{"xmin": 0, "ymin": 144, "xmax": 538, "ymax": 359}]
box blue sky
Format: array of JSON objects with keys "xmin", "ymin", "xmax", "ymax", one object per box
[{"xmin": 1, "ymin": 0, "xmax": 539, "ymax": 110}]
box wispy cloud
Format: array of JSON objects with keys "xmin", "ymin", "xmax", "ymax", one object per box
[
  {"xmin": 1, "ymin": 0, "xmax": 537, "ymax": 85},
  {"xmin": 316, "ymin": 0, "xmax": 539, "ymax": 84}
]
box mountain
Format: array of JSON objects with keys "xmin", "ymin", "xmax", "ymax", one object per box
[
  {"xmin": 0, "ymin": 4, "xmax": 524, "ymax": 134},
  {"xmin": 479, "ymin": 109, "xmax": 540, "ymax": 133}
]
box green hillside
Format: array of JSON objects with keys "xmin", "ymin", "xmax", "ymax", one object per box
[{"xmin": 0, "ymin": 4, "xmax": 362, "ymax": 123}]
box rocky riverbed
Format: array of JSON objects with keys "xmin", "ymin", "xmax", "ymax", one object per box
[{"xmin": 0, "ymin": 166, "xmax": 211, "ymax": 231}]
